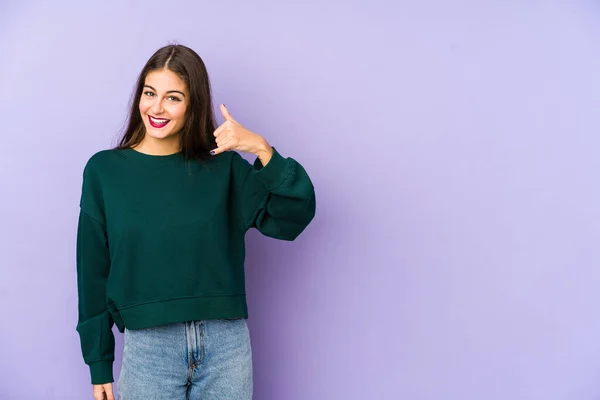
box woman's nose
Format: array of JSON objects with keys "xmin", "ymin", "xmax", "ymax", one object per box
[{"xmin": 151, "ymin": 98, "xmax": 164, "ymax": 114}]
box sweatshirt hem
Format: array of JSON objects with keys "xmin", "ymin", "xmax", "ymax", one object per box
[{"xmin": 112, "ymin": 294, "xmax": 249, "ymax": 332}]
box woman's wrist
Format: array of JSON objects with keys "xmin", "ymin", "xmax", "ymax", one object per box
[{"xmin": 253, "ymin": 139, "xmax": 274, "ymax": 166}]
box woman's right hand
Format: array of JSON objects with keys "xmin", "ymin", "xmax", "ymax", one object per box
[{"xmin": 93, "ymin": 383, "xmax": 114, "ymax": 400}]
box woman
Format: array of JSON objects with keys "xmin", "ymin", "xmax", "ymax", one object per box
[{"xmin": 75, "ymin": 44, "xmax": 316, "ymax": 400}]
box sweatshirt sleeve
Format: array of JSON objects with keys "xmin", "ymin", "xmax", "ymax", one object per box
[
  {"xmin": 231, "ymin": 147, "xmax": 316, "ymax": 240},
  {"xmin": 75, "ymin": 163, "xmax": 115, "ymax": 385}
]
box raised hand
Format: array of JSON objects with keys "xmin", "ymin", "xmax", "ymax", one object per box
[{"xmin": 210, "ymin": 104, "xmax": 273, "ymax": 164}]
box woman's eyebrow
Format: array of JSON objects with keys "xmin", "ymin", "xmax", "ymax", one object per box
[{"xmin": 143, "ymin": 85, "xmax": 186, "ymax": 97}]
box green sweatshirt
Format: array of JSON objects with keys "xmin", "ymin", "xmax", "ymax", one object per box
[{"xmin": 76, "ymin": 146, "xmax": 316, "ymax": 384}]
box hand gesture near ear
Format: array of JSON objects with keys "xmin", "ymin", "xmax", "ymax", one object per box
[{"xmin": 211, "ymin": 104, "xmax": 274, "ymax": 165}]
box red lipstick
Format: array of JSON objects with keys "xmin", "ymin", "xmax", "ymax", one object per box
[{"xmin": 148, "ymin": 115, "xmax": 170, "ymax": 128}]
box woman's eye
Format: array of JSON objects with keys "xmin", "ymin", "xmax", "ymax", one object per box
[
  {"xmin": 144, "ymin": 91, "xmax": 155, "ymax": 97},
  {"xmin": 168, "ymin": 96, "xmax": 181, "ymax": 102}
]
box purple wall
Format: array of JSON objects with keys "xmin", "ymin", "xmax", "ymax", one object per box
[{"xmin": 1, "ymin": 1, "xmax": 599, "ymax": 399}]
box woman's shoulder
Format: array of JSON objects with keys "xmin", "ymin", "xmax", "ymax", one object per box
[{"xmin": 83, "ymin": 148, "xmax": 127, "ymax": 174}]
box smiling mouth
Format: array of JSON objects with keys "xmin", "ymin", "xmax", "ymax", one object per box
[{"xmin": 148, "ymin": 115, "xmax": 171, "ymax": 128}]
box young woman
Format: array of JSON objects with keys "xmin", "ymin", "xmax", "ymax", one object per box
[{"xmin": 75, "ymin": 44, "xmax": 316, "ymax": 400}]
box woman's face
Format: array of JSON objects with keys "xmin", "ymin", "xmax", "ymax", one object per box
[{"xmin": 139, "ymin": 68, "xmax": 189, "ymax": 142}]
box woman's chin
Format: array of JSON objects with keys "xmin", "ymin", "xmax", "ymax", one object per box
[{"xmin": 144, "ymin": 127, "xmax": 174, "ymax": 140}]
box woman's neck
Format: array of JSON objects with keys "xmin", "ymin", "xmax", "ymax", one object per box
[{"xmin": 132, "ymin": 135, "xmax": 182, "ymax": 155}]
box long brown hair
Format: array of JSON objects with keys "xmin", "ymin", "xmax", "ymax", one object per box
[{"xmin": 115, "ymin": 44, "xmax": 217, "ymax": 160}]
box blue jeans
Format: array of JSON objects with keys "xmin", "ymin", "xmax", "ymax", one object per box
[{"xmin": 117, "ymin": 318, "xmax": 253, "ymax": 399}]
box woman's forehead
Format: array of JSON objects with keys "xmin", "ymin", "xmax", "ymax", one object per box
[{"xmin": 145, "ymin": 69, "xmax": 187, "ymax": 92}]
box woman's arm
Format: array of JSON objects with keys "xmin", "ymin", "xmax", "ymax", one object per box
[
  {"xmin": 75, "ymin": 163, "xmax": 115, "ymax": 385},
  {"xmin": 232, "ymin": 147, "xmax": 316, "ymax": 240},
  {"xmin": 211, "ymin": 103, "xmax": 316, "ymax": 239}
]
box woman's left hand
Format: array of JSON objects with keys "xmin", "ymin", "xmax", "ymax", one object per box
[{"xmin": 211, "ymin": 104, "xmax": 273, "ymax": 164}]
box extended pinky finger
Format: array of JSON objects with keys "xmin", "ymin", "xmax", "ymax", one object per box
[
  {"xmin": 210, "ymin": 143, "xmax": 229, "ymax": 155},
  {"xmin": 211, "ymin": 139, "xmax": 235, "ymax": 155}
]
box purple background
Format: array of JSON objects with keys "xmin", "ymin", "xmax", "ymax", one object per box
[{"xmin": 1, "ymin": 1, "xmax": 599, "ymax": 399}]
